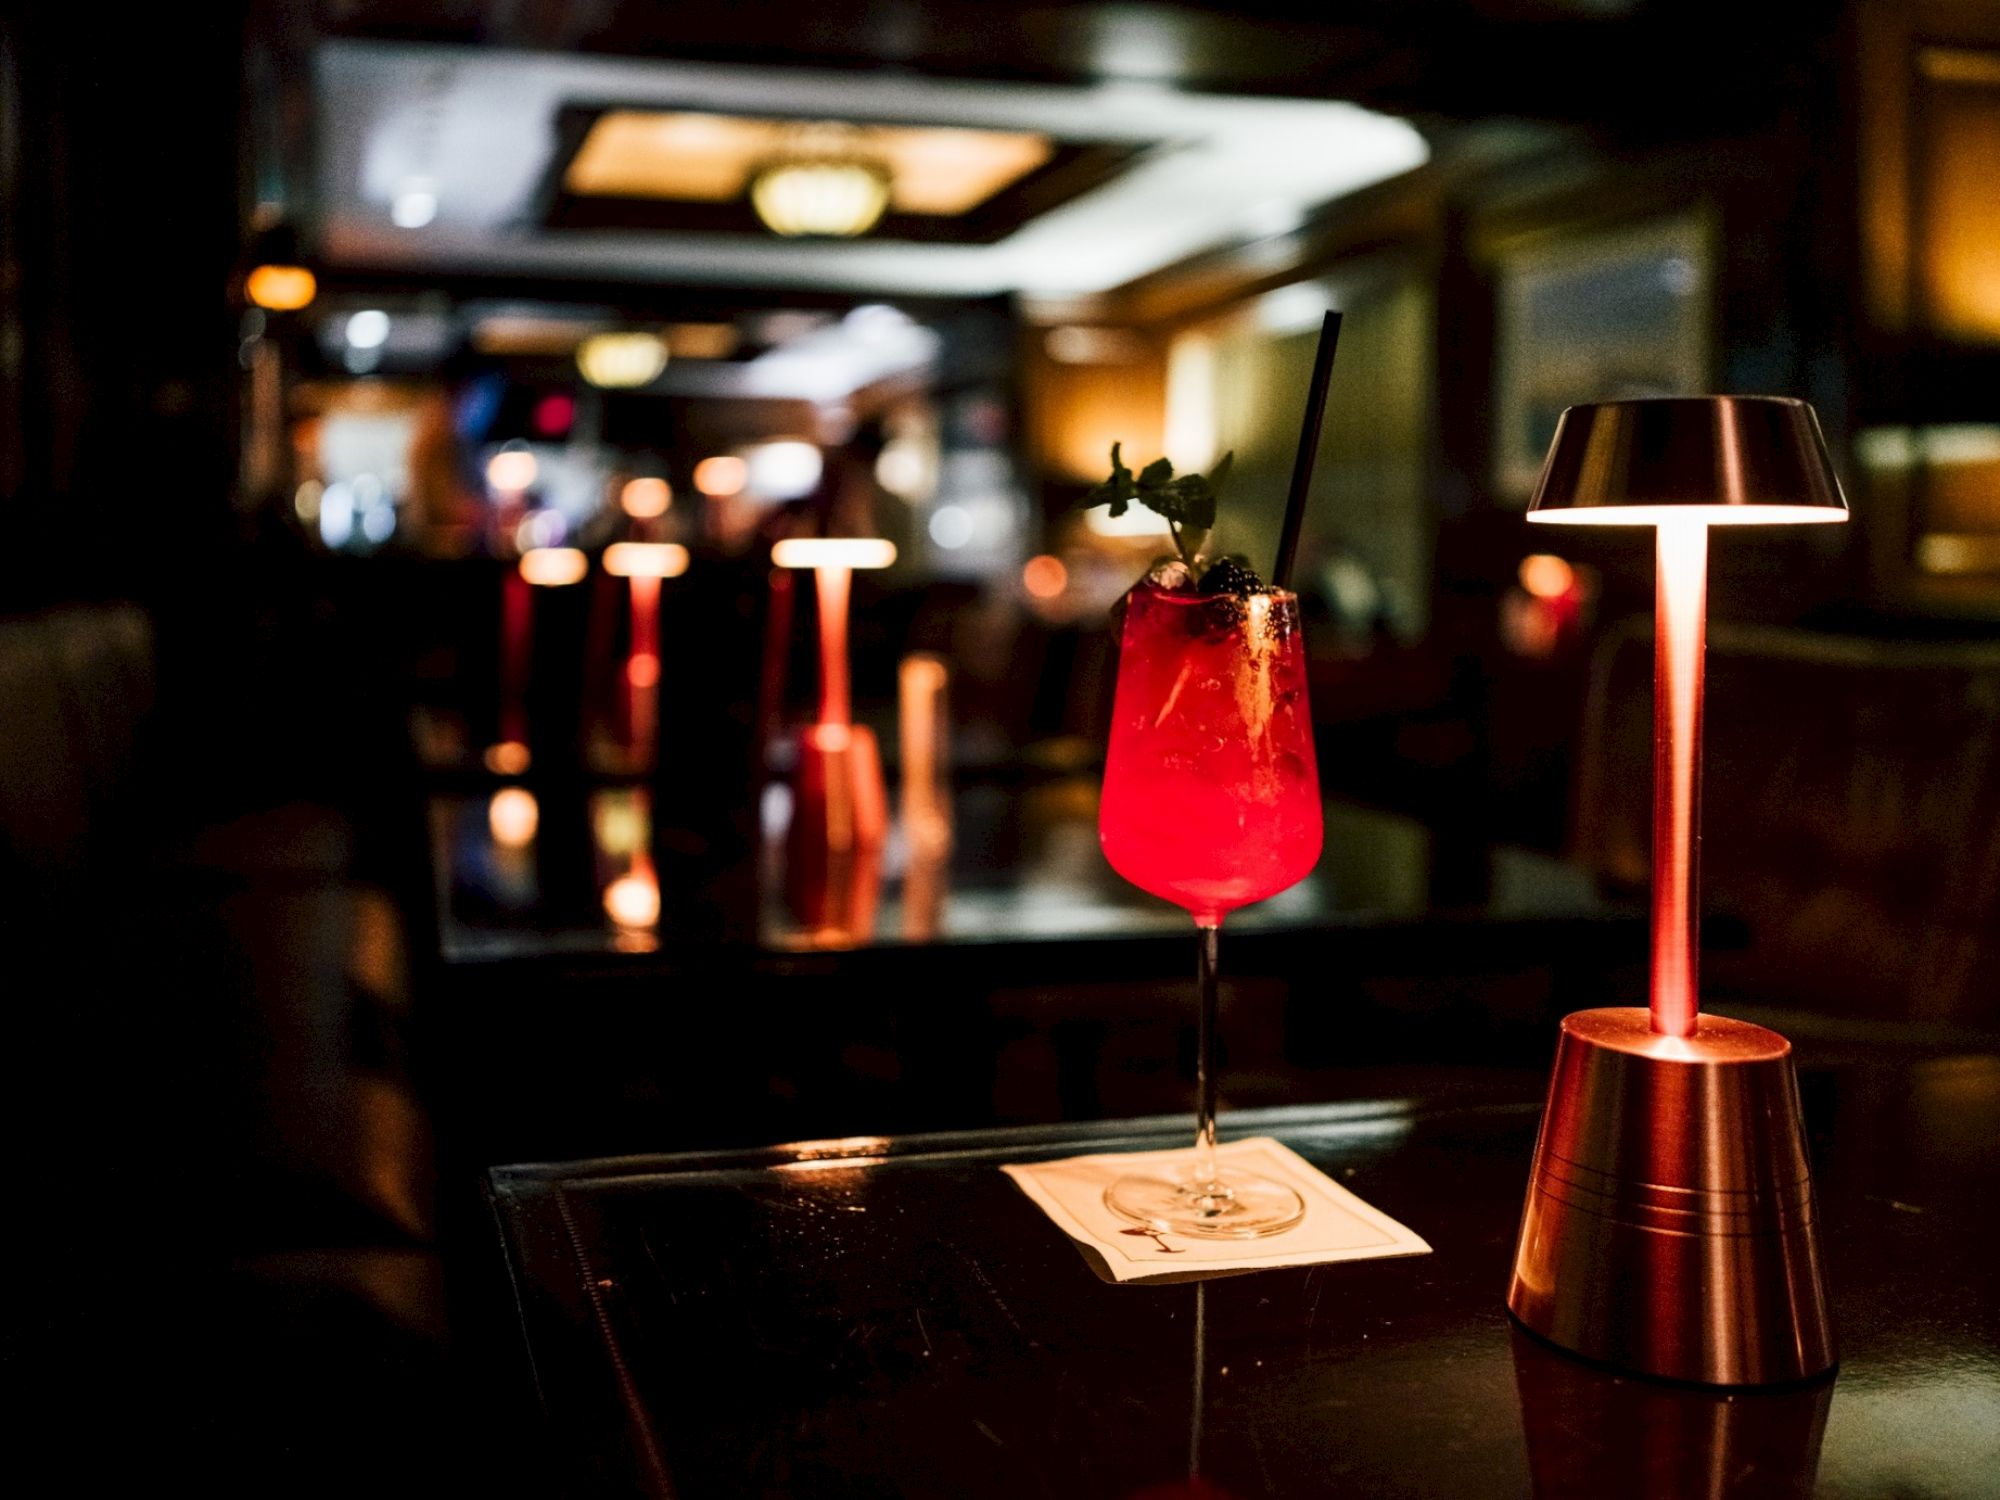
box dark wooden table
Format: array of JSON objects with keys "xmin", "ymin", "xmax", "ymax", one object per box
[{"xmin": 487, "ymin": 1054, "xmax": 2000, "ymax": 1498}]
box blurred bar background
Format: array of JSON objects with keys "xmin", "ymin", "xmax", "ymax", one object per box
[{"xmin": 2, "ymin": 1, "xmax": 1995, "ymax": 1492}]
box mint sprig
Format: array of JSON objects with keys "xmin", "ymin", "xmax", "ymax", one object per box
[{"xmin": 1078, "ymin": 443, "xmax": 1235, "ymax": 574}]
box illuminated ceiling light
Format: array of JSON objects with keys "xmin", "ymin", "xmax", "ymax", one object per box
[
  {"xmin": 576, "ymin": 331, "xmax": 669, "ymax": 389},
  {"xmin": 604, "ymin": 542, "xmax": 690, "ymax": 579},
  {"xmin": 665, "ymin": 322, "xmax": 739, "ymax": 360},
  {"xmin": 1257, "ymin": 282, "xmax": 1337, "ymax": 334},
  {"xmin": 488, "ymin": 788, "xmax": 540, "ymax": 848},
  {"xmin": 692, "ymin": 455, "xmax": 748, "ymax": 498},
  {"xmin": 620, "ymin": 477, "xmax": 672, "ymax": 518},
  {"xmin": 745, "ymin": 440, "xmax": 823, "ymax": 500},
  {"xmin": 472, "ymin": 316, "xmax": 596, "ymax": 358},
  {"xmin": 1518, "ymin": 554, "xmax": 1577, "ymax": 600},
  {"xmin": 519, "ymin": 547, "xmax": 588, "ymax": 586},
  {"xmin": 1044, "ymin": 326, "xmax": 1151, "ymax": 365},
  {"xmin": 565, "ymin": 110, "xmax": 1048, "ymax": 216},
  {"xmin": 771, "ymin": 537, "xmax": 897, "ymax": 570},
  {"xmin": 345, "ymin": 309, "xmax": 391, "ymax": 349},
  {"xmin": 750, "ymin": 154, "xmax": 892, "ymax": 238},
  {"xmin": 246, "ymin": 264, "xmax": 316, "ymax": 312},
  {"xmin": 486, "ymin": 447, "xmax": 538, "ymax": 493}
]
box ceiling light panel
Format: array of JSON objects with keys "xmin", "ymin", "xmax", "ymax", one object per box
[
  {"xmin": 565, "ymin": 111, "xmax": 1055, "ymax": 219},
  {"xmin": 319, "ymin": 42, "xmax": 1430, "ymax": 299}
]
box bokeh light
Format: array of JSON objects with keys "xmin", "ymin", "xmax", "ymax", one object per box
[
  {"xmin": 486, "ymin": 447, "xmax": 538, "ymax": 493},
  {"xmin": 576, "ymin": 331, "xmax": 669, "ymax": 388},
  {"xmin": 620, "ymin": 477, "xmax": 672, "ymax": 518},
  {"xmin": 519, "ymin": 547, "xmax": 588, "ymax": 586},
  {"xmin": 488, "ymin": 788, "xmax": 540, "ymax": 849},
  {"xmin": 770, "ymin": 538, "xmax": 897, "ymax": 570},
  {"xmin": 603, "ymin": 871, "xmax": 662, "ymax": 929},
  {"xmin": 484, "ymin": 741, "xmax": 532, "ymax": 775},
  {"xmin": 745, "ymin": 441, "xmax": 823, "ymax": 500},
  {"xmin": 1519, "ymin": 553, "xmax": 1577, "ymax": 599},
  {"xmin": 604, "ymin": 542, "xmax": 689, "ymax": 579},
  {"xmin": 245, "ymin": 264, "xmax": 316, "ymax": 311},
  {"xmin": 692, "ymin": 455, "xmax": 748, "ymax": 497},
  {"xmin": 531, "ymin": 392, "xmax": 576, "ymax": 437},
  {"xmin": 1022, "ymin": 554, "xmax": 1069, "ymax": 600}
]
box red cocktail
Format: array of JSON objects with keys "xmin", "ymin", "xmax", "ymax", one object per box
[
  {"xmin": 1100, "ymin": 586, "xmax": 1321, "ymax": 923},
  {"xmin": 1099, "ymin": 582, "xmax": 1322, "ymax": 1237}
]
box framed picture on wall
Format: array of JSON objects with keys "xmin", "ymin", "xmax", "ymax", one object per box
[{"xmin": 1492, "ymin": 212, "xmax": 1713, "ymax": 501}]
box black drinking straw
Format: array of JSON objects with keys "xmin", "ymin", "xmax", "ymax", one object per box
[{"xmin": 1272, "ymin": 310, "xmax": 1343, "ymax": 590}]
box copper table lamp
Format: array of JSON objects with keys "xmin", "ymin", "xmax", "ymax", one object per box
[
  {"xmin": 771, "ymin": 537, "xmax": 896, "ymax": 942},
  {"xmin": 1507, "ymin": 397, "xmax": 1846, "ymax": 1385}
]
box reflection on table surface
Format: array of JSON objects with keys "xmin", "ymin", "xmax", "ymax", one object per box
[
  {"xmin": 486, "ymin": 1057, "xmax": 2000, "ymax": 1499},
  {"xmin": 431, "ymin": 774, "xmax": 1605, "ymax": 962}
]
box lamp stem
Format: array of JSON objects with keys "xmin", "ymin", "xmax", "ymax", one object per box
[
  {"xmin": 628, "ymin": 573, "xmax": 661, "ymax": 763},
  {"xmin": 1651, "ymin": 520, "xmax": 1708, "ymax": 1037},
  {"xmin": 815, "ymin": 564, "xmax": 853, "ymax": 728}
]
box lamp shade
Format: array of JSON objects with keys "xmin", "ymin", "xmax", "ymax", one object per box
[{"xmin": 1528, "ymin": 397, "xmax": 1848, "ymax": 526}]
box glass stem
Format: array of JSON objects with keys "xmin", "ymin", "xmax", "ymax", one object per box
[{"xmin": 1194, "ymin": 921, "xmax": 1221, "ymax": 1191}]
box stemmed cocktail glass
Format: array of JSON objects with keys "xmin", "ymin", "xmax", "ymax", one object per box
[{"xmin": 1098, "ymin": 581, "xmax": 1322, "ymax": 1237}]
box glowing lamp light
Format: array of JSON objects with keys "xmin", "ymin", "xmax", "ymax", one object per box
[
  {"xmin": 1518, "ymin": 554, "xmax": 1576, "ymax": 600},
  {"xmin": 1506, "ymin": 396, "xmax": 1846, "ymax": 1391},
  {"xmin": 603, "ymin": 541, "xmax": 689, "ymax": 579},
  {"xmin": 519, "ymin": 547, "xmax": 588, "ymax": 586},
  {"xmin": 576, "ymin": 331, "xmax": 670, "ymax": 389},
  {"xmin": 1525, "ymin": 398, "xmax": 1847, "ymax": 1039},
  {"xmin": 487, "ymin": 788, "xmax": 540, "ymax": 849},
  {"xmin": 620, "ymin": 477, "xmax": 672, "ymax": 518},
  {"xmin": 771, "ymin": 538, "xmax": 897, "ymax": 570},
  {"xmin": 603, "ymin": 871, "xmax": 662, "ymax": 929},
  {"xmin": 749, "ymin": 157, "xmax": 892, "ymax": 238},
  {"xmin": 1022, "ymin": 554, "xmax": 1069, "ymax": 600},
  {"xmin": 245, "ymin": 264, "xmax": 316, "ymax": 312},
  {"xmin": 692, "ymin": 455, "xmax": 748, "ymax": 497},
  {"xmin": 486, "ymin": 448, "xmax": 538, "ymax": 494}
]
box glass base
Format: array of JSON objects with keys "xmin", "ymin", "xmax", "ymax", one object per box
[{"xmin": 1103, "ymin": 1168, "xmax": 1307, "ymax": 1240}]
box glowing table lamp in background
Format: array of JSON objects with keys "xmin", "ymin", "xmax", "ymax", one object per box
[
  {"xmin": 898, "ymin": 653, "xmax": 952, "ymax": 941},
  {"xmin": 770, "ymin": 537, "xmax": 897, "ymax": 942},
  {"xmin": 1506, "ymin": 396, "xmax": 1847, "ymax": 1386},
  {"xmin": 603, "ymin": 542, "xmax": 689, "ymax": 768}
]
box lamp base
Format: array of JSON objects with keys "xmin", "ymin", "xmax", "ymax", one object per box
[
  {"xmin": 1507, "ymin": 1008, "xmax": 1835, "ymax": 1386},
  {"xmin": 783, "ymin": 722, "xmax": 887, "ymax": 942}
]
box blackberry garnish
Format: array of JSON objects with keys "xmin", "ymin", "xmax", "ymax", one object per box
[{"xmin": 1198, "ymin": 555, "xmax": 1266, "ymax": 598}]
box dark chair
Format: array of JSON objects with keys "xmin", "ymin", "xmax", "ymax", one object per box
[{"xmin": 1573, "ymin": 620, "xmax": 2000, "ymax": 1031}]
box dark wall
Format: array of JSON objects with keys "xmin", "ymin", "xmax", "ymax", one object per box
[{"xmin": 0, "ymin": 4, "xmax": 249, "ymax": 611}]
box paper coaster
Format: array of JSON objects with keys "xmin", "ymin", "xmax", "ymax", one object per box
[{"xmin": 1002, "ymin": 1135, "xmax": 1431, "ymax": 1283}]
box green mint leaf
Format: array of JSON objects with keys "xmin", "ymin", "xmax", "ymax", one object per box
[
  {"xmin": 1148, "ymin": 473, "xmax": 1217, "ymax": 532},
  {"xmin": 1138, "ymin": 457, "xmax": 1173, "ymax": 487}
]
